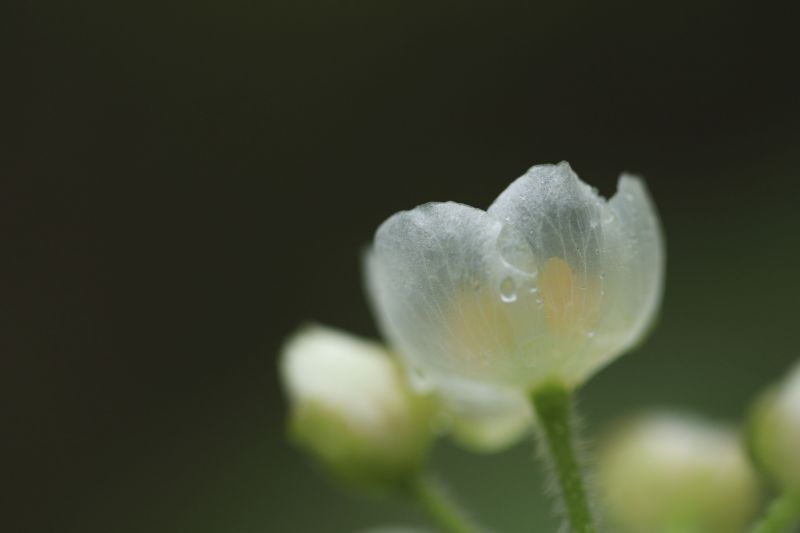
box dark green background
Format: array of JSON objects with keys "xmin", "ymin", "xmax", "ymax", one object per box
[{"xmin": 5, "ymin": 1, "xmax": 800, "ymax": 531}]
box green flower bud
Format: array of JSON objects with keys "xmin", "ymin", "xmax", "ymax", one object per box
[
  {"xmin": 598, "ymin": 412, "xmax": 761, "ymax": 533},
  {"xmin": 280, "ymin": 325, "xmax": 435, "ymax": 491},
  {"xmin": 749, "ymin": 362, "xmax": 800, "ymax": 493}
]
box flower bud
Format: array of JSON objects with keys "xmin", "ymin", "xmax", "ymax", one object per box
[
  {"xmin": 280, "ymin": 325, "xmax": 435, "ymax": 490},
  {"xmin": 749, "ymin": 362, "xmax": 800, "ymax": 493},
  {"xmin": 598, "ymin": 412, "xmax": 761, "ymax": 533}
]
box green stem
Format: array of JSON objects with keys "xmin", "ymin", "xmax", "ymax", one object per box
[
  {"xmin": 750, "ymin": 492, "xmax": 800, "ymax": 533},
  {"xmin": 409, "ymin": 475, "xmax": 480, "ymax": 533},
  {"xmin": 531, "ymin": 382, "xmax": 596, "ymax": 533}
]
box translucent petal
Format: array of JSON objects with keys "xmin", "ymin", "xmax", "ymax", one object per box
[
  {"xmin": 564, "ymin": 173, "xmax": 664, "ymax": 383},
  {"xmin": 436, "ymin": 377, "xmax": 533, "ymax": 452},
  {"xmin": 487, "ymin": 163, "xmax": 664, "ymax": 385},
  {"xmin": 488, "ymin": 162, "xmax": 607, "ymax": 279},
  {"xmin": 367, "ymin": 201, "xmax": 548, "ymax": 388}
]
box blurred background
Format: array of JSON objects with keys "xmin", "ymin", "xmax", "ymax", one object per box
[{"xmin": 5, "ymin": 1, "xmax": 800, "ymax": 531}]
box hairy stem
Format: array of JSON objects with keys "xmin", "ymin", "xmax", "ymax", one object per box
[
  {"xmin": 409, "ymin": 475, "xmax": 480, "ymax": 533},
  {"xmin": 531, "ymin": 382, "xmax": 596, "ymax": 533},
  {"xmin": 750, "ymin": 492, "xmax": 800, "ymax": 533}
]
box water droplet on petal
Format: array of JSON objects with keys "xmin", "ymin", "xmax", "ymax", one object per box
[
  {"xmin": 496, "ymin": 226, "xmax": 538, "ymax": 274},
  {"xmin": 499, "ymin": 277, "xmax": 517, "ymax": 303}
]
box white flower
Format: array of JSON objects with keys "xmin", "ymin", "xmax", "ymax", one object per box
[
  {"xmin": 365, "ymin": 162, "xmax": 664, "ymax": 394},
  {"xmin": 749, "ymin": 361, "xmax": 800, "ymax": 492},
  {"xmin": 598, "ymin": 412, "xmax": 761, "ymax": 533},
  {"xmin": 280, "ymin": 325, "xmax": 435, "ymax": 489}
]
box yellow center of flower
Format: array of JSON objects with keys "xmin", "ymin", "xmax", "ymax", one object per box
[
  {"xmin": 443, "ymin": 257, "xmax": 602, "ymax": 377},
  {"xmin": 540, "ymin": 257, "xmax": 600, "ymax": 338}
]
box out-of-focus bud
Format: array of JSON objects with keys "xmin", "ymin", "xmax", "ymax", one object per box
[
  {"xmin": 598, "ymin": 412, "xmax": 761, "ymax": 533},
  {"xmin": 749, "ymin": 362, "xmax": 800, "ymax": 493},
  {"xmin": 280, "ymin": 325, "xmax": 435, "ymax": 490}
]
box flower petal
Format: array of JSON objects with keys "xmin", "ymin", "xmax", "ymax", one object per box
[
  {"xmin": 436, "ymin": 377, "xmax": 533, "ymax": 452},
  {"xmin": 366, "ymin": 201, "xmax": 547, "ymax": 388},
  {"xmin": 488, "ymin": 162, "xmax": 606, "ymax": 279},
  {"xmin": 487, "ymin": 163, "xmax": 664, "ymax": 385},
  {"xmin": 564, "ymin": 173, "xmax": 664, "ymax": 383},
  {"xmin": 605, "ymin": 175, "xmax": 665, "ymax": 344}
]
